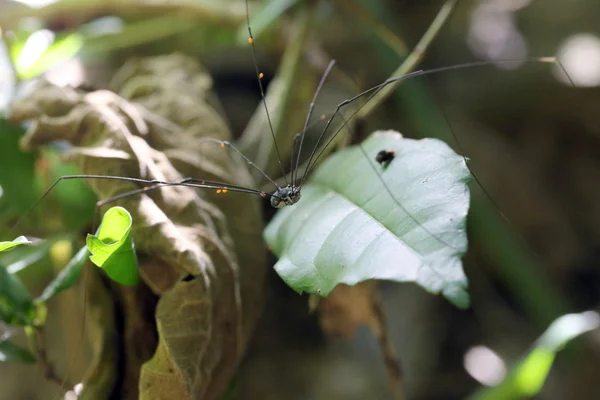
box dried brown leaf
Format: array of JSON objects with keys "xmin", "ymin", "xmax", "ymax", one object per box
[
  {"xmin": 318, "ymin": 281, "xmax": 379, "ymax": 339},
  {"xmin": 10, "ymin": 54, "xmax": 267, "ymax": 400}
]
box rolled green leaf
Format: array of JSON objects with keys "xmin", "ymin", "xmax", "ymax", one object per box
[{"xmin": 86, "ymin": 207, "xmax": 139, "ymax": 286}]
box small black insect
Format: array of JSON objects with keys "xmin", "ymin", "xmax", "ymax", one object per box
[{"xmin": 375, "ymin": 149, "xmax": 395, "ymax": 165}]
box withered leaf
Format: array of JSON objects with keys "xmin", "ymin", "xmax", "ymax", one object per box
[{"xmin": 10, "ymin": 53, "xmax": 267, "ymax": 400}]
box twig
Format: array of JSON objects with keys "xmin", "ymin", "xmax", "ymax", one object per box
[
  {"xmin": 355, "ymin": 0, "xmax": 459, "ymax": 121},
  {"xmin": 370, "ymin": 289, "xmax": 404, "ymax": 400},
  {"xmin": 28, "ymin": 326, "xmax": 74, "ymax": 391}
]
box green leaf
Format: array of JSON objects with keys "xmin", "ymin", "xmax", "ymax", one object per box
[
  {"xmin": 0, "ymin": 339, "xmax": 35, "ymax": 363},
  {"xmin": 36, "ymin": 245, "xmax": 88, "ymax": 303},
  {"xmin": 265, "ymin": 131, "xmax": 471, "ymax": 307},
  {"xmin": 15, "ymin": 32, "xmax": 84, "ymax": 79},
  {"xmin": 236, "ymin": 0, "xmax": 299, "ymax": 44},
  {"xmin": 4, "ymin": 238, "xmax": 55, "ymax": 275},
  {"xmin": 0, "ymin": 237, "xmax": 32, "ymax": 253},
  {"xmin": 0, "ymin": 118, "xmax": 38, "ymax": 225},
  {"xmin": 0, "ymin": 266, "xmax": 35, "ymax": 326},
  {"xmin": 86, "ymin": 207, "xmax": 139, "ymax": 286},
  {"xmin": 471, "ymin": 311, "xmax": 600, "ymax": 400}
]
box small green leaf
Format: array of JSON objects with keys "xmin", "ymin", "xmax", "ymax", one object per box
[
  {"xmin": 471, "ymin": 311, "xmax": 600, "ymax": 400},
  {"xmin": 0, "ymin": 119, "xmax": 36, "ymax": 219},
  {"xmin": 265, "ymin": 131, "xmax": 471, "ymax": 307},
  {"xmin": 4, "ymin": 238, "xmax": 54, "ymax": 275},
  {"xmin": 0, "ymin": 237, "xmax": 32, "ymax": 253},
  {"xmin": 0, "ymin": 340, "xmax": 36, "ymax": 363},
  {"xmin": 512, "ymin": 347, "xmax": 555, "ymax": 396},
  {"xmin": 16, "ymin": 32, "xmax": 84, "ymax": 79},
  {"xmin": 36, "ymin": 245, "xmax": 88, "ymax": 303},
  {"xmin": 86, "ymin": 207, "xmax": 139, "ymax": 286},
  {"xmin": 0, "ymin": 266, "xmax": 35, "ymax": 326}
]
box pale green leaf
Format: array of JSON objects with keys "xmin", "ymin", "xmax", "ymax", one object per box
[
  {"xmin": 0, "ymin": 237, "xmax": 32, "ymax": 253},
  {"xmin": 265, "ymin": 131, "xmax": 471, "ymax": 307},
  {"xmin": 16, "ymin": 32, "xmax": 84, "ymax": 79}
]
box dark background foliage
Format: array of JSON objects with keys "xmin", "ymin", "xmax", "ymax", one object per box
[{"xmin": 1, "ymin": 0, "xmax": 600, "ymax": 399}]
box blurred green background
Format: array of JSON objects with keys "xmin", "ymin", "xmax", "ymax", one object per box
[{"xmin": 1, "ymin": 0, "xmax": 600, "ymax": 399}]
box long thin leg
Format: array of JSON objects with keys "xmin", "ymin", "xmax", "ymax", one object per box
[
  {"xmin": 420, "ymin": 58, "xmax": 579, "ymax": 254},
  {"xmin": 299, "ymin": 69, "xmax": 425, "ymax": 186},
  {"xmin": 196, "ymin": 138, "xmax": 281, "ymax": 190},
  {"xmin": 13, "ymin": 174, "xmax": 271, "ymax": 229},
  {"xmin": 245, "ymin": 0, "xmax": 288, "ymax": 185},
  {"xmin": 339, "ymin": 108, "xmax": 461, "ymax": 252},
  {"xmin": 96, "ymin": 177, "xmax": 271, "ymax": 207},
  {"xmin": 292, "ymin": 59, "xmax": 336, "ymax": 187},
  {"xmin": 299, "ymin": 57, "xmax": 557, "ymax": 186},
  {"xmin": 297, "ymin": 57, "xmax": 573, "ymax": 251}
]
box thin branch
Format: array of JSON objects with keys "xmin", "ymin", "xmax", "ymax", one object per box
[
  {"xmin": 355, "ymin": 0, "xmax": 459, "ymax": 121},
  {"xmin": 370, "ymin": 288, "xmax": 404, "ymax": 400}
]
